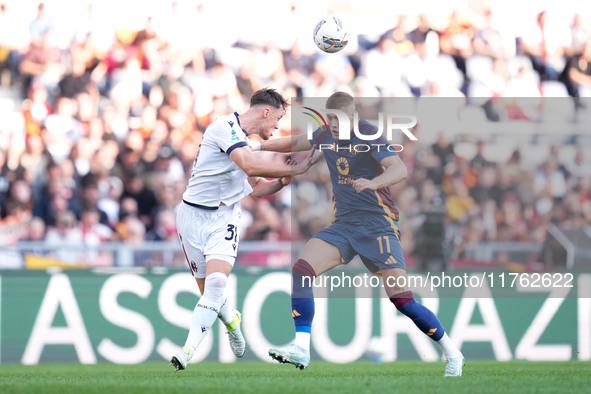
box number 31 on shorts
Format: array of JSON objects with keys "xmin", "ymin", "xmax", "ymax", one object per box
[{"xmin": 225, "ymin": 224, "xmax": 238, "ymax": 242}]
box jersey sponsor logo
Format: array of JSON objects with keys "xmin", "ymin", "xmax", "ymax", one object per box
[
  {"xmin": 232, "ymin": 243, "xmax": 237, "ymax": 251},
  {"xmin": 201, "ymin": 326, "xmax": 207, "ymax": 332},
  {"xmin": 336, "ymin": 157, "xmax": 349, "ymax": 175},
  {"xmin": 228, "ymin": 120, "xmax": 234, "ymax": 127},
  {"xmin": 337, "ymin": 175, "xmax": 353, "ymax": 185}
]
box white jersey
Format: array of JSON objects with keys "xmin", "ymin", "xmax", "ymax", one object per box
[{"xmin": 183, "ymin": 112, "xmax": 253, "ymax": 208}]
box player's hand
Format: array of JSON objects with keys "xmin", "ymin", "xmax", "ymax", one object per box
[
  {"xmin": 352, "ymin": 178, "xmax": 377, "ymax": 193},
  {"xmin": 280, "ymin": 158, "xmax": 298, "ymax": 186},
  {"xmin": 292, "ymin": 145, "xmax": 319, "ymax": 176}
]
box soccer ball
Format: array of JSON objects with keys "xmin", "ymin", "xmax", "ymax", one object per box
[
  {"xmin": 313, "ymin": 17, "xmax": 349, "ymax": 53},
  {"xmin": 365, "ymin": 336, "xmax": 384, "ymax": 363}
]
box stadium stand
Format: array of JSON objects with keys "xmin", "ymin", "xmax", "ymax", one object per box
[{"xmin": 0, "ymin": 1, "xmax": 589, "ymax": 270}]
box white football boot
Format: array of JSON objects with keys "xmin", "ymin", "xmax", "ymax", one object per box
[
  {"xmin": 225, "ymin": 310, "xmax": 246, "ymax": 357},
  {"xmin": 170, "ymin": 345, "xmax": 192, "ymax": 371},
  {"xmin": 444, "ymin": 353, "xmax": 465, "ymax": 376},
  {"xmin": 269, "ymin": 343, "xmax": 310, "ymax": 370}
]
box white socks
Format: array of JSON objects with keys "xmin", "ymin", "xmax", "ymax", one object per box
[
  {"xmin": 436, "ymin": 333, "xmax": 461, "ymax": 359},
  {"xmin": 294, "ymin": 332, "xmax": 311, "ymax": 352},
  {"xmin": 218, "ymin": 298, "xmax": 234, "ymax": 327},
  {"xmin": 185, "ymin": 272, "xmax": 227, "ymax": 354}
]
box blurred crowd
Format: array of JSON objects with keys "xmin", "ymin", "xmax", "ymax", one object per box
[{"xmin": 0, "ymin": 1, "xmax": 590, "ymax": 267}]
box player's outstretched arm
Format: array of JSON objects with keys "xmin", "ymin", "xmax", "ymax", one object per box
[
  {"xmin": 230, "ymin": 145, "xmax": 318, "ymax": 178},
  {"xmin": 352, "ymin": 155, "xmax": 408, "ymax": 193},
  {"xmin": 250, "ymin": 134, "xmax": 312, "ymax": 153},
  {"xmin": 248, "ymin": 160, "xmax": 296, "ymax": 198}
]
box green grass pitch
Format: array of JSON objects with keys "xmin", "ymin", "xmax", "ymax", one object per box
[{"xmin": 0, "ymin": 361, "xmax": 589, "ymax": 394}]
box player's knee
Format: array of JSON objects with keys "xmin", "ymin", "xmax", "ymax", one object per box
[
  {"xmin": 389, "ymin": 290, "xmax": 414, "ymax": 311},
  {"xmin": 204, "ymin": 272, "xmax": 227, "ymax": 298},
  {"xmin": 292, "ymin": 259, "xmax": 316, "ymax": 298},
  {"xmin": 292, "ymin": 259, "xmax": 316, "ymax": 278}
]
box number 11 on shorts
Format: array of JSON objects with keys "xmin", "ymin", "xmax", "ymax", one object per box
[{"xmin": 377, "ymin": 235, "xmax": 391, "ymax": 254}]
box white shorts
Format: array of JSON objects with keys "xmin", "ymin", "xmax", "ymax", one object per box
[{"xmin": 176, "ymin": 201, "xmax": 241, "ymax": 278}]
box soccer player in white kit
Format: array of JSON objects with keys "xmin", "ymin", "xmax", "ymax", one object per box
[{"xmin": 170, "ymin": 88, "xmax": 317, "ymax": 371}]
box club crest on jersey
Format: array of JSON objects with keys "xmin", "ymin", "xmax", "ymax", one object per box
[
  {"xmin": 336, "ymin": 157, "xmax": 349, "ymax": 175},
  {"xmin": 231, "ymin": 129, "xmax": 239, "ymax": 141}
]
